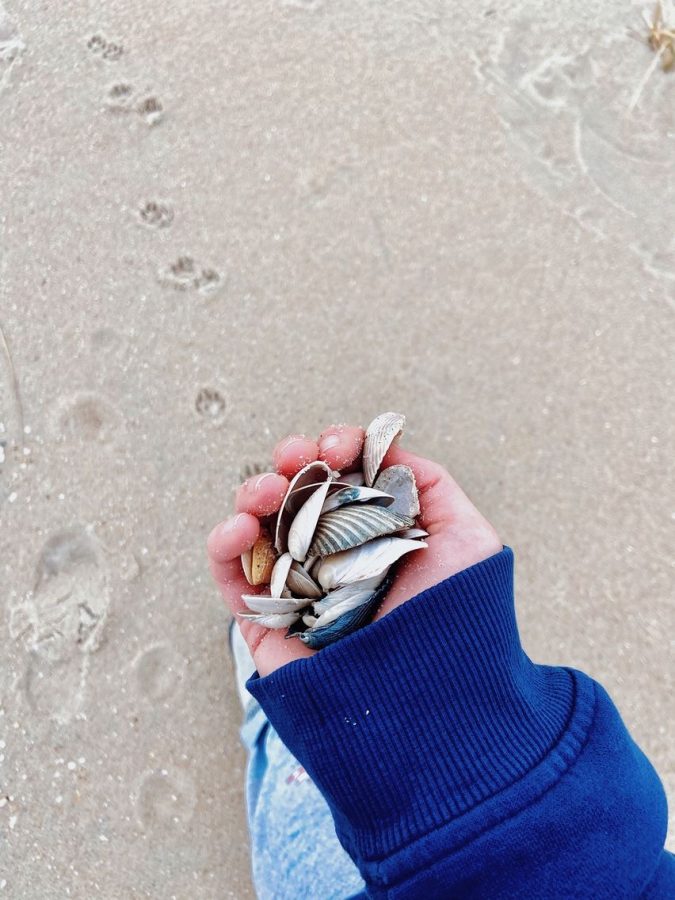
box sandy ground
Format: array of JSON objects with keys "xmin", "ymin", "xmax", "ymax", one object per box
[{"xmin": 0, "ymin": 0, "xmax": 673, "ymax": 897}]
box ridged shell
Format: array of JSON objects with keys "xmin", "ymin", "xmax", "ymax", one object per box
[
  {"xmin": 249, "ymin": 530, "xmax": 277, "ymax": 585},
  {"xmin": 241, "ymin": 594, "xmax": 310, "ymax": 615},
  {"xmin": 308, "ymin": 504, "xmax": 413, "ymax": 558},
  {"xmin": 320, "ymin": 485, "xmax": 394, "ymax": 514},
  {"xmin": 398, "ymin": 527, "xmax": 429, "ymax": 539},
  {"xmin": 373, "ymin": 464, "xmax": 420, "ymax": 519},
  {"xmin": 274, "ymin": 461, "xmax": 333, "ymax": 553},
  {"xmin": 287, "ymin": 479, "xmax": 332, "ymax": 562},
  {"xmin": 317, "ymin": 536, "xmax": 427, "ymax": 591},
  {"xmin": 363, "ymin": 412, "xmax": 405, "ymax": 486},
  {"xmin": 286, "ymin": 560, "xmax": 322, "ymax": 599}
]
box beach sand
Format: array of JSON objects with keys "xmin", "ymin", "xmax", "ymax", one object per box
[{"xmin": 0, "ymin": 0, "xmax": 673, "ymax": 896}]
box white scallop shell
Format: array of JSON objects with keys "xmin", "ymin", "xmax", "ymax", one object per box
[
  {"xmin": 308, "ymin": 504, "xmax": 412, "ymax": 557},
  {"xmin": 363, "ymin": 412, "xmax": 406, "ymax": 486}
]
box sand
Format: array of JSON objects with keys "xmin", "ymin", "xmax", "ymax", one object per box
[{"xmin": 0, "ymin": 0, "xmax": 673, "ymax": 896}]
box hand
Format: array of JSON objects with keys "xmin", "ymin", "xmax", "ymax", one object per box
[{"xmin": 207, "ymin": 424, "xmax": 501, "ymax": 677}]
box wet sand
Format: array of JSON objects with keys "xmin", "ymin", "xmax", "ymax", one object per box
[{"xmin": 1, "ymin": 0, "xmax": 673, "ymax": 896}]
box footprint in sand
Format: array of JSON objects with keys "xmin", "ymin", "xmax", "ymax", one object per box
[
  {"xmin": 158, "ymin": 256, "xmax": 223, "ymax": 295},
  {"xmin": 133, "ymin": 642, "xmax": 186, "ymax": 703},
  {"xmin": 87, "ymin": 33, "xmax": 123, "ymax": 61},
  {"xmin": 134, "ymin": 767, "xmax": 196, "ymax": 831},
  {"xmin": 9, "ymin": 526, "xmax": 110, "ymax": 723},
  {"xmin": 52, "ymin": 391, "xmax": 121, "ymax": 444},
  {"xmin": 138, "ymin": 200, "xmax": 174, "ymax": 229},
  {"xmin": 105, "ymin": 83, "xmax": 164, "ymax": 125}
]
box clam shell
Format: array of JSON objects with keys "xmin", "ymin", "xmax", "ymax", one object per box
[
  {"xmin": 317, "ymin": 536, "xmax": 427, "ymax": 591},
  {"xmin": 339, "ymin": 471, "xmax": 365, "ymax": 486},
  {"xmin": 398, "ymin": 527, "xmax": 429, "ymax": 539},
  {"xmin": 363, "ymin": 412, "xmax": 405, "ymax": 486},
  {"xmin": 302, "ymin": 613, "xmax": 318, "ymax": 627},
  {"xmin": 240, "ymin": 548, "xmax": 253, "ymax": 585},
  {"xmin": 373, "ymin": 464, "xmax": 420, "ymax": 519},
  {"xmin": 250, "ymin": 530, "xmax": 277, "ymax": 585},
  {"xmin": 312, "ymin": 588, "xmax": 376, "ymax": 629},
  {"xmin": 320, "ymin": 485, "xmax": 394, "ymax": 514},
  {"xmin": 237, "ymin": 610, "xmax": 301, "ymax": 628},
  {"xmin": 274, "ymin": 461, "xmax": 333, "ymax": 553},
  {"xmin": 312, "ymin": 574, "xmax": 385, "ymax": 615},
  {"xmin": 241, "ymin": 594, "xmax": 310, "ymax": 615},
  {"xmin": 288, "ymin": 479, "xmax": 332, "ymax": 562},
  {"xmin": 308, "ymin": 505, "xmax": 413, "ymax": 558},
  {"xmin": 286, "ymin": 560, "xmax": 322, "ymax": 599},
  {"xmin": 270, "ymin": 552, "xmax": 293, "ymax": 597}
]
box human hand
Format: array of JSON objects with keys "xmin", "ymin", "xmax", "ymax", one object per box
[{"xmin": 207, "ymin": 424, "xmax": 501, "ymax": 677}]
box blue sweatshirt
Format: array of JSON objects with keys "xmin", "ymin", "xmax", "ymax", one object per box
[{"xmin": 247, "ymin": 548, "xmax": 675, "ymax": 898}]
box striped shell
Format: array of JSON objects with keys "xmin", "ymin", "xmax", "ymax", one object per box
[
  {"xmin": 362, "ymin": 412, "xmax": 405, "ymax": 486},
  {"xmin": 308, "ymin": 504, "xmax": 412, "ymax": 558}
]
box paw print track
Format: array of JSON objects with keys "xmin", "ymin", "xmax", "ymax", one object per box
[
  {"xmin": 138, "ymin": 201, "xmax": 174, "ymax": 228},
  {"xmin": 86, "ymin": 34, "xmax": 123, "ymax": 60},
  {"xmin": 105, "ymin": 84, "xmax": 164, "ymax": 125},
  {"xmin": 137, "ymin": 95, "xmax": 163, "ymax": 126},
  {"xmin": 53, "ymin": 391, "xmax": 121, "ymax": 443},
  {"xmin": 195, "ymin": 387, "xmax": 227, "ymax": 424},
  {"xmin": 158, "ymin": 256, "xmax": 222, "ymax": 295}
]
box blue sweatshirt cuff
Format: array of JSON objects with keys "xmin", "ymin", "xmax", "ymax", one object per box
[{"xmin": 246, "ymin": 548, "xmax": 575, "ymax": 856}]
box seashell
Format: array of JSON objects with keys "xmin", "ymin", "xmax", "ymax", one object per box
[
  {"xmin": 238, "ymin": 610, "xmax": 301, "ymax": 629},
  {"xmin": 320, "ymin": 485, "xmax": 394, "ymax": 514},
  {"xmin": 241, "ymin": 594, "xmax": 310, "ymax": 615},
  {"xmin": 363, "ymin": 412, "xmax": 406, "ymax": 486},
  {"xmin": 317, "ymin": 536, "xmax": 427, "ymax": 591},
  {"xmin": 275, "ymin": 461, "xmax": 333, "ymax": 553},
  {"xmin": 302, "ymin": 613, "xmax": 318, "ymax": 627},
  {"xmin": 240, "ymin": 548, "xmax": 253, "ymax": 585},
  {"xmin": 312, "ymin": 574, "xmax": 385, "ymax": 615},
  {"xmin": 373, "ymin": 464, "xmax": 420, "ymax": 519},
  {"xmin": 270, "ymin": 552, "xmax": 293, "ymax": 597},
  {"xmin": 249, "ymin": 530, "xmax": 277, "ymax": 585},
  {"xmin": 339, "ymin": 471, "xmax": 365, "ymax": 487},
  {"xmin": 286, "ymin": 560, "xmax": 322, "ymax": 599},
  {"xmin": 287, "ymin": 479, "xmax": 332, "ymax": 562},
  {"xmin": 398, "ymin": 527, "xmax": 429, "ymax": 539},
  {"xmin": 308, "ymin": 505, "xmax": 413, "ymax": 558}
]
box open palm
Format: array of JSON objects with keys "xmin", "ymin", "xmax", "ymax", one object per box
[{"xmin": 208, "ymin": 424, "xmax": 501, "ymax": 677}]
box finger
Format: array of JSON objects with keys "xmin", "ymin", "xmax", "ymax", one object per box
[
  {"xmin": 273, "ymin": 434, "xmax": 320, "ymax": 478},
  {"xmin": 235, "ymin": 472, "xmax": 289, "ymax": 516},
  {"xmin": 207, "ymin": 512, "xmax": 260, "ymax": 563},
  {"xmin": 318, "ymin": 424, "xmax": 365, "ymax": 471}
]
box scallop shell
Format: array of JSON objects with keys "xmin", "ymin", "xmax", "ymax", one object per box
[
  {"xmin": 287, "ymin": 479, "xmax": 332, "ymax": 562},
  {"xmin": 320, "ymin": 485, "xmax": 394, "ymax": 514},
  {"xmin": 363, "ymin": 412, "xmax": 406, "ymax": 486},
  {"xmin": 241, "ymin": 594, "xmax": 310, "ymax": 615},
  {"xmin": 286, "ymin": 560, "xmax": 322, "ymax": 599},
  {"xmin": 308, "ymin": 504, "xmax": 413, "ymax": 558},
  {"xmin": 274, "ymin": 461, "xmax": 333, "ymax": 553},
  {"xmin": 249, "ymin": 530, "xmax": 277, "ymax": 585},
  {"xmin": 316, "ymin": 536, "xmax": 427, "ymax": 591}
]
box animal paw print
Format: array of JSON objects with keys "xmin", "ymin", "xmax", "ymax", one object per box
[
  {"xmin": 137, "ymin": 95, "xmax": 163, "ymax": 126},
  {"xmin": 194, "ymin": 387, "xmax": 227, "ymax": 424},
  {"xmin": 158, "ymin": 256, "xmax": 222, "ymax": 295},
  {"xmin": 138, "ymin": 201, "xmax": 174, "ymax": 228},
  {"xmin": 87, "ymin": 34, "xmax": 123, "ymax": 60},
  {"xmin": 105, "ymin": 84, "xmax": 164, "ymax": 125}
]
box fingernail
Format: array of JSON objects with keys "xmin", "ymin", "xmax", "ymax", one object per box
[
  {"xmin": 320, "ymin": 434, "xmax": 340, "ymax": 451},
  {"xmin": 278, "ymin": 435, "xmax": 306, "ymax": 453},
  {"xmin": 253, "ymin": 473, "xmax": 277, "ymax": 492},
  {"xmin": 222, "ymin": 513, "xmax": 246, "ymax": 532}
]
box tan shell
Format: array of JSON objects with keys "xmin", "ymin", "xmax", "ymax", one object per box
[
  {"xmin": 240, "ymin": 548, "xmax": 254, "ymax": 585},
  {"xmin": 249, "ymin": 530, "xmax": 277, "ymax": 585},
  {"xmin": 363, "ymin": 412, "xmax": 406, "ymax": 486}
]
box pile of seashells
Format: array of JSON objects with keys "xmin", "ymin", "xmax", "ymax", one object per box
[{"xmin": 238, "ymin": 412, "xmax": 428, "ymax": 650}]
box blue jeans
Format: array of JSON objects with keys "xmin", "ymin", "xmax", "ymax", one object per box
[{"xmin": 232, "ymin": 624, "xmax": 366, "ymax": 900}]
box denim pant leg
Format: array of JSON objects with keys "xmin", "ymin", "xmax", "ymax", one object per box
[{"xmin": 232, "ymin": 624, "xmax": 365, "ymax": 900}]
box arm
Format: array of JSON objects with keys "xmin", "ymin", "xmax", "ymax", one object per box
[{"xmin": 246, "ymin": 547, "xmax": 674, "ymax": 898}]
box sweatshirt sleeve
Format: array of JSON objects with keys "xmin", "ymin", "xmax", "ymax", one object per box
[{"xmin": 246, "ymin": 547, "xmax": 674, "ymax": 898}]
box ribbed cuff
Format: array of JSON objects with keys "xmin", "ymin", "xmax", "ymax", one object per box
[{"xmin": 246, "ymin": 547, "xmax": 575, "ymax": 861}]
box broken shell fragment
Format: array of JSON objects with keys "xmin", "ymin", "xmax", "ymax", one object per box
[
  {"xmin": 363, "ymin": 412, "xmax": 406, "ymax": 486},
  {"xmin": 317, "ymin": 536, "xmax": 427, "ymax": 592},
  {"xmin": 373, "ymin": 464, "xmax": 420, "ymax": 519},
  {"xmin": 250, "ymin": 530, "xmax": 277, "ymax": 585},
  {"xmin": 308, "ymin": 504, "xmax": 413, "ymax": 558}
]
